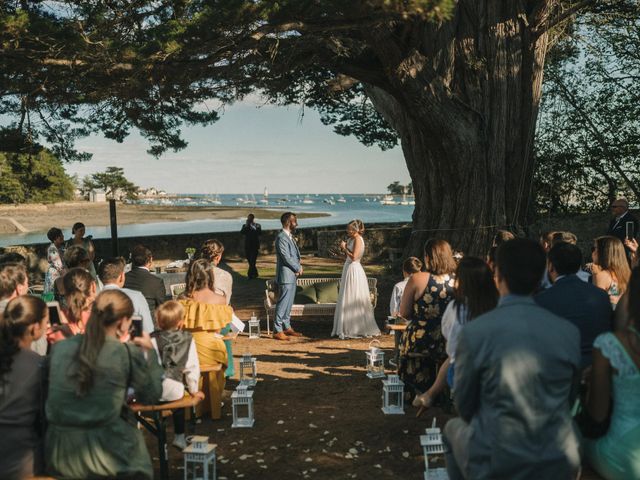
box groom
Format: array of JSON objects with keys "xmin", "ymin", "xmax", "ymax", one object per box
[{"xmin": 273, "ymin": 212, "xmax": 304, "ymax": 341}]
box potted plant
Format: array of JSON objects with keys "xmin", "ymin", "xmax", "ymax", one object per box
[{"xmin": 185, "ymin": 247, "xmax": 196, "ymax": 261}]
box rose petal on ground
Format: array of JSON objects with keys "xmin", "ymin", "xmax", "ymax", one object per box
[
  {"xmin": 305, "ymin": 457, "xmax": 313, "ymax": 462},
  {"xmin": 402, "ymin": 451, "xmax": 410, "ymax": 458},
  {"xmin": 374, "ymin": 464, "xmax": 382, "ymax": 469},
  {"xmin": 277, "ymin": 420, "xmax": 284, "ymax": 425},
  {"xmin": 403, "ymin": 429, "xmax": 408, "ymax": 434},
  {"xmin": 348, "ymin": 448, "xmax": 358, "ymax": 455},
  {"xmin": 309, "ymin": 423, "xmax": 318, "ymax": 428}
]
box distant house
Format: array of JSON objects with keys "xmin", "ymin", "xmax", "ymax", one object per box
[{"xmin": 89, "ymin": 190, "xmax": 107, "ymax": 202}]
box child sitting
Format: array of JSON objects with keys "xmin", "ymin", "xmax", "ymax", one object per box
[
  {"xmin": 389, "ymin": 257, "xmax": 423, "ymax": 317},
  {"xmin": 151, "ymin": 301, "xmax": 203, "ymax": 449}
]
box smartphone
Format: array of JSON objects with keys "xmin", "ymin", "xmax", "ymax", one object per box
[
  {"xmin": 47, "ymin": 301, "xmax": 62, "ymax": 326},
  {"xmin": 626, "ymin": 221, "xmax": 635, "ymax": 240},
  {"xmin": 130, "ymin": 315, "xmax": 143, "ymax": 339}
]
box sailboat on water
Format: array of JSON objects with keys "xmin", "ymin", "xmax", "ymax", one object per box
[{"xmin": 259, "ymin": 187, "xmax": 269, "ymax": 205}]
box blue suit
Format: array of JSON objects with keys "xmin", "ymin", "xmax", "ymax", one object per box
[
  {"xmin": 274, "ymin": 230, "xmax": 301, "ymax": 333},
  {"xmin": 535, "ymin": 274, "xmax": 612, "ymax": 369}
]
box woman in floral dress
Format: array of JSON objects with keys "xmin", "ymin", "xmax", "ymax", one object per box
[{"xmin": 399, "ymin": 239, "xmax": 456, "ymax": 395}]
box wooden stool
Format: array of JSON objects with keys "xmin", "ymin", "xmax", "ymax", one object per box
[
  {"xmin": 130, "ymin": 395, "xmax": 203, "ymax": 480},
  {"xmin": 197, "ymin": 363, "xmax": 224, "ymax": 420},
  {"xmin": 388, "ymin": 324, "xmax": 408, "ymax": 369}
]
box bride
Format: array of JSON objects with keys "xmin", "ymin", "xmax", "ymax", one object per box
[{"xmin": 332, "ymin": 220, "xmax": 380, "ymax": 339}]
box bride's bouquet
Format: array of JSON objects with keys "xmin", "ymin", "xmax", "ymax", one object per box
[{"xmin": 327, "ymin": 237, "xmax": 347, "ymax": 258}]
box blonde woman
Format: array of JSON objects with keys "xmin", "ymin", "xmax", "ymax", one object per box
[
  {"xmin": 592, "ymin": 236, "xmax": 631, "ymax": 309},
  {"xmin": 198, "ymin": 239, "xmax": 232, "ymax": 304},
  {"xmin": 331, "ymin": 220, "xmax": 380, "ymax": 339}
]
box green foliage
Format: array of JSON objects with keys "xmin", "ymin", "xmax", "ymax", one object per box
[
  {"xmin": 82, "ymin": 167, "xmax": 139, "ymax": 200},
  {"xmin": 0, "ymin": 149, "xmax": 75, "ymax": 204},
  {"xmin": 387, "ymin": 181, "xmax": 412, "ymax": 195},
  {"xmin": 534, "ymin": 1, "xmax": 640, "ymax": 213}
]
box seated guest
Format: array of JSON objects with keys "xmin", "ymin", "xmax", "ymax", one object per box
[
  {"xmin": 198, "ymin": 240, "xmax": 235, "ymax": 377},
  {"xmin": 46, "ymin": 290, "xmax": 163, "ymax": 479},
  {"xmin": 491, "ymin": 229, "xmax": 515, "ymax": 247},
  {"xmin": 151, "ymin": 301, "xmax": 204, "ymax": 449},
  {"xmin": 389, "ymin": 257, "xmax": 423, "ymax": 317},
  {"xmin": 0, "ymin": 263, "xmax": 29, "ymax": 314},
  {"xmin": 47, "ymin": 268, "xmax": 96, "ymax": 344},
  {"xmin": 124, "ymin": 244, "xmax": 167, "ymax": 313},
  {"xmin": 399, "ymin": 239, "xmax": 456, "ymax": 396},
  {"xmin": 584, "ymin": 266, "xmax": 640, "ymax": 479},
  {"xmin": 62, "ymin": 244, "xmax": 102, "ymax": 293},
  {"xmin": 199, "ymin": 239, "xmax": 232, "ymax": 303},
  {"xmin": 44, "ymin": 227, "xmax": 65, "ymax": 295},
  {"xmin": 550, "ymin": 231, "xmax": 590, "ymax": 282},
  {"xmin": 536, "ymin": 242, "xmax": 612, "ymax": 369},
  {"xmin": 99, "ymin": 257, "xmax": 155, "ymax": 333},
  {"xmin": 444, "ymin": 238, "xmax": 581, "ymax": 480},
  {"xmin": 0, "ymin": 296, "xmax": 48, "ymax": 479},
  {"xmin": 413, "ymin": 256, "xmax": 498, "ymax": 414},
  {"xmin": 592, "ymin": 236, "xmax": 631, "ymax": 309},
  {"xmin": 178, "ymin": 259, "xmax": 231, "ymax": 419}
]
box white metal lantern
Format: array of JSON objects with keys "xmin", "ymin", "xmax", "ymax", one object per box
[
  {"xmin": 420, "ymin": 418, "xmax": 448, "ymax": 480},
  {"xmin": 381, "ymin": 374, "xmax": 405, "ymax": 415},
  {"xmin": 231, "ymin": 385, "xmax": 255, "ymax": 428},
  {"xmin": 366, "ymin": 340, "xmax": 385, "ymax": 379},
  {"xmin": 183, "ymin": 435, "xmax": 217, "ymax": 480},
  {"xmin": 248, "ymin": 313, "xmax": 260, "ymax": 339},
  {"xmin": 239, "ymin": 353, "xmax": 258, "ymax": 387}
]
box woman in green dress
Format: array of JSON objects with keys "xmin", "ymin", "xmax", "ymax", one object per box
[
  {"xmin": 46, "ymin": 289, "xmax": 163, "ymax": 479},
  {"xmin": 585, "ymin": 266, "xmax": 640, "ymax": 479}
]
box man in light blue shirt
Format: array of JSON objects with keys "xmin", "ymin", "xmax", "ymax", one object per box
[{"xmin": 99, "ymin": 257, "xmax": 155, "ymax": 333}]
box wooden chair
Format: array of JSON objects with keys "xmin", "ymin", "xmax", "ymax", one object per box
[
  {"xmin": 130, "ymin": 395, "xmax": 203, "ymax": 480},
  {"xmin": 196, "ymin": 363, "xmax": 224, "ymax": 420},
  {"xmin": 170, "ymin": 283, "xmax": 186, "ymax": 300}
]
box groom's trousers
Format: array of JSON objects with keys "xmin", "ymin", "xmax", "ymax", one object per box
[{"xmin": 274, "ymin": 282, "xmax": 295, "ymax": 333}]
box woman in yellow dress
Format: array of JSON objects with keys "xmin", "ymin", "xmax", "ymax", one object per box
[{"xmin": 178, "ymin": 259, "xmax": 233, "ymax": 419}]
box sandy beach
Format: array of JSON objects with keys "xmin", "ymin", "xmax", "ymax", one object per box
[{"xmin": 0, "ymin": 201, "xmax": 328, "ymax": 234}]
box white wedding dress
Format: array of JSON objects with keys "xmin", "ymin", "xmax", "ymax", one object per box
[{"xmin": 332, "ymin": 236, "xmax": 380, "ymax": 339}]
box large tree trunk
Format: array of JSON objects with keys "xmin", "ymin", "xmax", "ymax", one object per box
[{"xmin": 363, "ymin": 2, "xmax": 550, "ymax": 256}]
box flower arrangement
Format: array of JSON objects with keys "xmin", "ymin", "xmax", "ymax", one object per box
[{"xmin": 185, "ymin": 247, "xmax": 196, "ymax": 259}]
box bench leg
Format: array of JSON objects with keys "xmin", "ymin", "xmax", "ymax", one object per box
[{"xmin": 156, "ymin": 413, "xmax": 169, "ymax": 480}]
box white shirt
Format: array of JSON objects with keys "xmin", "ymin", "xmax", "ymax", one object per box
[
  {"xmin": 102, "ymin": 283, "xmax": 155, "ymax": 333},
  {"xmin": 213, "ymin": 266, "xmax": 233, "ymax": 304},
  {"xmin": 389, "ymin": 278, "xmax": 409, "ymax": 316},
  {"xmin": 441, "ymin": 301, "xmax": 467, "ymax": 363},
  {"xmin": 152, "ymin": 337, "xmax": 200, "ymax": 401}
]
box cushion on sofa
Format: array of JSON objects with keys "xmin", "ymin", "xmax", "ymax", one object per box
[
  {"xmin": 294, "ymin": 284, "xmax": 318, "ymax": 304},
  {"xmin": 315, "ymin": 280, "xmax": 339, "ymax": 304}
]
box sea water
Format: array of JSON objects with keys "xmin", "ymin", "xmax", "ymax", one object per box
[{"xmin": 0, "ymin": 194, "xmax": 414, "ymax": 247}]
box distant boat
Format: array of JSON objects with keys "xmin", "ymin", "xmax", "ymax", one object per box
[
  {"xmin": 381, "ymin": 194, "xmax": 398, "ymax": 206},
  {"xmin": 302, "ymin": 195, "xmax": 314, "ymax": 204},
  {"xmin": 259, "ymin": 187, "xmax": 269, "ymax": 205},
  {"xmin": 323, "ymin": 198, "xmax": 335, "ymax": 205},
  {"xmin": 336, "ymin": 195, "xmax": 347, "ymax": 203},
  {"xmin": 209, "ymin": 194, "xmax": 222, "ymax": 205}
]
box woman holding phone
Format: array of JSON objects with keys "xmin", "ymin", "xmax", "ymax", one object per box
[
  {"xmin": 46, "ymin": 290, "xmax": 163, "ymax": 479},
  {"xmin": 47, "ymin": 268, "xmax": 96, "ymax": 344}
]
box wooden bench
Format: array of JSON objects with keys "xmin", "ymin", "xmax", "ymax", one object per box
[
  {"xmin": 264, "ymin": 277, "xmax": 378, "ymax": 335},
  {"xmin": 130, "ymin": 395, "xmax": 203, "ymax": 480}
]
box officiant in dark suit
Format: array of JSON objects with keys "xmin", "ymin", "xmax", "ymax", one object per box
[
  {"xmin": 241, "ymin": 214, "xmax": 261, "ymax": 278},
  {"xmin": 607, "ymin": 198, "xmax": 638, "ymax": 255},
  {"xmin": 124, "ymin": 244, "xmax": 167, "ymax": 313}
]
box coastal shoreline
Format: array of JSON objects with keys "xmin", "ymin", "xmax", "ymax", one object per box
[{"xmin": 0, "ymin": 201, "xmax": 329, "ymax": 235}]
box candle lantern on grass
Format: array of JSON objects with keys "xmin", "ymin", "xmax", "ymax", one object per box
[
  {"xmin": 183, "ymin": 435, "xmax": 217, "ymax": 480},
  {"xmin": 366, "ymin": 339, "xmax": 385, "ymax": 379},
  {"xmin": 420, "ymin": 418, "xmax": 448, "ymax": 479},
  {"xmin": 239, "ymin": 353, "xmax": 257, "ymax": 387},
  {"xmin": 231, "ymin": 385, "xmax": 255, "ymax": 428},
  {"xmin": 381, "ymin": 374, "xmax": 405, "ymax": 414},
  {"xmin": 248, "ymin": 313, "xmax": 260, "ymax": 339}
]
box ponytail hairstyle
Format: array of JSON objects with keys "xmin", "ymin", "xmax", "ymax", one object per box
[
  {"xmin": 402, "ymin": 257, "xmax": 423, "ymax": 275},
  {"xmin": 73, "ymin": 289, "xmax": 133, "ymax": 396},
  {"xmin": 185, "ymin": 259, "xmax": 215, "ymax": 297},
  {"xmin": 347, "ymin": 219, "xmax": 365, "ymax": 235},
  {"xmin": 63, "ymin": 268, "xmax": 96, "ymax": 324},
  {"xmin": 199, "ymin": 239, "xmax": 225, "ymax": 263},
  {"xmin": 0, "ymin": 296, "xmax": 47, "ymax": 380}
]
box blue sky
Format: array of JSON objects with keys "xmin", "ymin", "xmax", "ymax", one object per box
[{"xmin": 66, "ymin": 98, "xmax": 410, "ymax": 194}]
